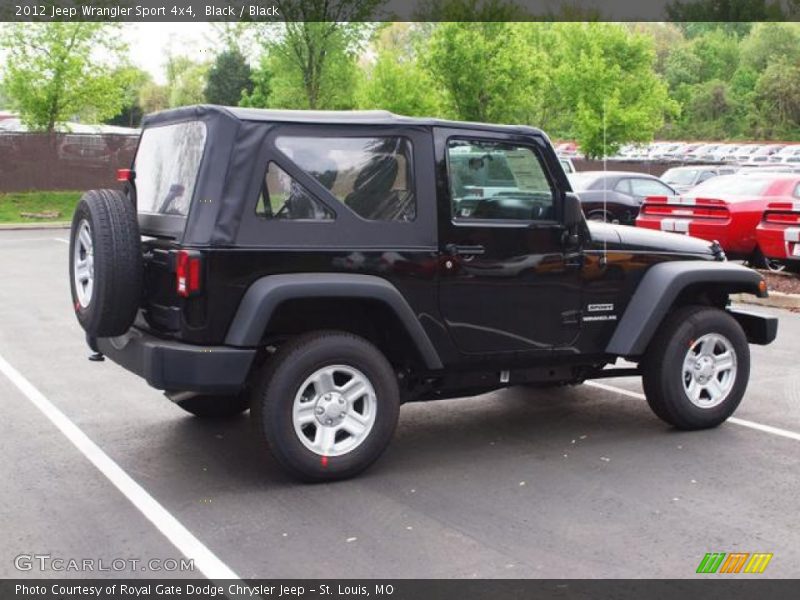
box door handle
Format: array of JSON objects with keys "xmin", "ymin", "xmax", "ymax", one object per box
[{"xmin": 445, "ymin": 243, "xmax": 485, "ymax": 256}]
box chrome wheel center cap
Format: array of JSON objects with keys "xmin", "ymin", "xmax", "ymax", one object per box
[
  {"xmin": 694, "ymin": 357, "xmax": 714, "ymax": 382},
  {"xmin": 315, "ymin": 392, "xmax": 347, "ymax": 426}
]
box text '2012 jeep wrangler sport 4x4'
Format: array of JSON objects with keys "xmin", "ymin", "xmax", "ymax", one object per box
[{"xmin": 69, "ymin": 106, "xmax": 777, "ymax": 482}]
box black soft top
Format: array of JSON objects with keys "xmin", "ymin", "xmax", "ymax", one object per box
[{"xmin": 141, "ymin": 104, "xmax": 546, "ymax": 137}]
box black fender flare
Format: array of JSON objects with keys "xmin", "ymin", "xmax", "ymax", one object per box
[
  {"xmin": 606, "ymin": 261, "xmax": 766, "ymax": 357},
  {"xmin": 224, "ymin": 273, "xmax": 443, "ymax": 369}
]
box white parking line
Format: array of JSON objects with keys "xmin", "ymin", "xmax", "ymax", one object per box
[
  {"xmin": 0, "ymin": 352, "xmax": 241, "ymax": 581},
  {"xmin": 0, "ymin": 237, "xmax": 66, "ymax": 244},
  {"xmin": 586, "ymin": 380, "xmax": 800, "ymax": 442}
]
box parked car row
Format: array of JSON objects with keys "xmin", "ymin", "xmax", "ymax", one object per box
[
  {"xmin": 556, "ymin": 140, "xmax": 800, "ymax": 166},
  {"xmin": 566, "ymin": 164, "xmax": 800, "ymax": 273},
  {"xmin": 636, "ymin": 172, "xmax": 800, "ymax": 272}
]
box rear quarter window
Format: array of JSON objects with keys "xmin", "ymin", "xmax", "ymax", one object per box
[
  {"xmin": 275, "ymin": 136, "xmax": 416, "ymax": 222},
  {"xmin": 134, "ymin": 121, "xmax": 207, "ymax": 216}
]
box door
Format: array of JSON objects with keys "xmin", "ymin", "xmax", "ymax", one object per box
[{"xmin": 435, "ymin": 130, "xmax": 583, "ymax": 355}]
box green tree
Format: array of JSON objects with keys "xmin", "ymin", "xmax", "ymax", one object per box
[
  {"xmin": 356, "ymin": 23, "xmax": 443, "ymax": 116},
  {"xmin": 0, "ymin": 23, "xmax": 130, "ymax": 131},
  {"xmin": 204, "ymin": 49, "xmax": 253, "ymax": 106},
  {"xmin": 754, "ymin": 58, "xmax": 800, "ymax": 138},
  {"xmin": 357, "ymin": 51, "xmax": 443, "ymax": 116},
  {"xmin": 241, "ymin": 55, "xmax": 272, "ymax": 108},
  {"xmin": 139, "ymin": 81, "xmax": 169, "ymax": 114},
  {"xmin": 740, "ymin": 22, "xmax": 800, "ymax": 71},
  {"xmin": 107, "ymin": 66, "xmax": 151, "ymax": 128},
  {"xmin": 548, "ymin": 23, "xmax": 677, "ymax": 157},
  {"xmin": 247, "ymin": 1, "xmax": 379, "ymax": 110},
  {"xmin": 422, "ymin": 22, "xmax": 545, "ymax": 123},
  {"xmin": 666, "ymin": 0, "xmax": 783, "ymax": 34},
  {"xmin": 165, "ymin": 55, "xmax": 210, "ymax": 108}
]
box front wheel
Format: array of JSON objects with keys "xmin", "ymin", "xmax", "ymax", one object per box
[
  {"xmin": 251, "ymin": 331, "xmax": 400, "ymax": 482},
  {"xmin": 642, "ymin": 305, "xmax": 750, "ymax": 430}
]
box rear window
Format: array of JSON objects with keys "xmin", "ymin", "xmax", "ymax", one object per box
[
  {"xmin": 689, "ymin": 175, "xmax": 771, "ymax": 198},
  {"xmin": 134, "ymin": 121, "xmax": 207, "ymax": 216},
  {"xmin": 662, "ymin": 168, "xmax": 698, "ymax": 186},
  {"xmin": 567, "ymin": 173, "xmax": 601, "ymax": 191}
]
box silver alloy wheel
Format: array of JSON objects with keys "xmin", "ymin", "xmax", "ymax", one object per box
[
  {"xmin": 73, "ymin": 220, "xmax": 94, "ymax": 308},
  {"xmin": 765, "ymin": 258, "xmax": 786, "ymax": 273},
  {"xmin": 682, "ymin": 333, "xmax": 737, "ymax": 409},
  {"xmin": 292, "ymin": 365, "xmax": 377, "ymax": 457}
]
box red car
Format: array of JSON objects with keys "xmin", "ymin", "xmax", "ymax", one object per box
[
  {"xmin": 755, "ymin": 200, "xmax": 800, "ymax": 272},
  {"xmin": 636, "ymin": 174, "xmax": 800, "ymax": 264}
]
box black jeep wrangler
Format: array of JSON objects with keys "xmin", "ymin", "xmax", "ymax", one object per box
[{"xmin": 69, "ymin": 105, "xmax": 777, "ymax": 482}]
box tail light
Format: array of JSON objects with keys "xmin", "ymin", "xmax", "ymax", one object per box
[
  {"xmin": 641, "ymin": 196, "xmax": 729, "ymax": 219},
  {"xmin": 175, "ymin": 250, "xmax": 203, "ymax": 298},
  {"xmin": 116, "ymin": 168, "xmax": 134, "ymax": 182},
  {"xmin": 763, "ymin": 202, "xmax": 800, "ymax": 224},
  {"xmin": 764, "ymin": 212, "xmax": 800, "ymax": 225}
]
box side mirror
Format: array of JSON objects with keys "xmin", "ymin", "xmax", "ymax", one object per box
[
  {"xmin": 563, "ymin": 192, "xmax": 583, "ymax": 230},
  {"xmin": 561, "ymin": 192, "xmax": 584, "ymax": 247}
]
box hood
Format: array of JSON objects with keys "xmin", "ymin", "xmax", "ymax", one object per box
[{"xmin": 587, "ymin": 222, "xmax": 717, "ymax": 258}]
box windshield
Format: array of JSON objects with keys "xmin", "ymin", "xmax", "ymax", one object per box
[
  {"xmin": 689, "ymin": 175, "xmax": 772, "ymax": 198},
  {"xmin": 662, "ymin": 168, "xmax": 698, "ymax": 185},
  {"xmin": 134, "ymin": 121, "xmax": 207, "ymax": 217}
]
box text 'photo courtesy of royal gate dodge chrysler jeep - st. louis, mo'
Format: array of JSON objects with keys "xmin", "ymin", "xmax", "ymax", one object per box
[{"xmin": 68, "ymin": 105, "xmax": 777, "ymax": 482}]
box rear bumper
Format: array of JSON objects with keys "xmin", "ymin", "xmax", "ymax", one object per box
[
  {"xmin": 729, "ymin": 309, "xmax": 778, "ymax": 346},
  {"xmin": 756, "ymin": 222, "xmax": 800, "ymax": 261},
  {"xmin": 636, "ymin": 216, "xmax": 756, "ymax": 257},
  {"xmin": 96, "ymin": 328, "xmax": 256, "ymax": 393}
]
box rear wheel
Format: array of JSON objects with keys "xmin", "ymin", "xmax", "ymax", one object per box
[
  {"xmin": 587, "ymin": 210, "xmax": 611, "ymax": 223},
  {"xmin": 642, "ymin": 305, "xmax": 749, "ymax": 430},
  {"xmin": 252, "ymin": 331, "xmax": 400, "ymax": 482},
  {"xmin": 750, "ymin": 246, "xmax": 786, "ymax": 272}
]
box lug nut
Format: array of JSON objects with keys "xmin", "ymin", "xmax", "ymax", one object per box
[
  {"xmin": 339, "ymin": 412, "xmax": 346, "ymax": 418},
  {"xmin": 315, "ymin": 407, "xmax": 324, "ymax": 415},
  {"xmin": 338, "ymin": 398, "xmax": 345, "ymax": 405}
]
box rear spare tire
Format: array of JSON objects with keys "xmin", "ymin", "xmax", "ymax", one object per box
[{"xmin": 69, "ymin": 189, "xmax": 142, "ymax": 337}]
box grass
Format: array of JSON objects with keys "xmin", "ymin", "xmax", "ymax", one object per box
[{"xmin": 0, "ymin": 191, "xmax": 81, "ymax": 224}]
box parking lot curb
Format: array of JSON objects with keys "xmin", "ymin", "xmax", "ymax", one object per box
[
  {"xmin": 732, "ymin": 291, "xmax": 800, "ymax": 310},
  {"xmin": 0, "ymin": 222, "xmax": 70, "ymax": 230}
]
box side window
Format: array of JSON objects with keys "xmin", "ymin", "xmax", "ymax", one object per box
[
  {"xmin": 275, "ymin": 136, "xmax": 415, "ymax": 222},
  {"xmin": 630, "ymin": 178, "xmax": 675, "ymax": 197},
  {"xmin": 256, "ymin": 162, "xmax": 333, "ymax": 221},
  {"xmin": 614, "ymin": 179, "xmax": 632, "ymax": 195},
  {"xmin": 447, "ymin": 139, "xmax": 555, "ymax": 221}
]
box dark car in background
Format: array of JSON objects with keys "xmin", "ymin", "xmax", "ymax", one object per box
[
  {"xmin": 568, "ymin": 171, "xmax": 677, "ymax": 224},
  {"xmin": 661, "ymin": 165, "xmax": 738, "ymax": 194}
]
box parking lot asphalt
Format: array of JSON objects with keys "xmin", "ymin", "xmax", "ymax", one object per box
[{"xmin": 1, "ymin": 229, "xmax": 799, "ymax": 580}]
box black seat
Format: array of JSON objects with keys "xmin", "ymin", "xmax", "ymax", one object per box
[{"xmin": 345, "ymin": 155, "xmax": 408, "ymax": 220}]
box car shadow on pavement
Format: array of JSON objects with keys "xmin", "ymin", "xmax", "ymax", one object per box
[{"xmin": 152, "ymin": 384, "xmax": 677, "ymax": 489}]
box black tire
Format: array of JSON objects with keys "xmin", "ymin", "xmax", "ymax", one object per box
[
  {"xmin": 69, "ymin": 189, "xmax": 142, "ymax": 337},
  {"xmin": 642, "ymin": 305, "xmax": 750, "ymax": 430},
  {"xmin": 252, "ymin": 331, "xmax": 400, "ymax": 482},
  {"xmin": 174, "ymin": 392, "xmax": 250, "ymax": 418},
  {"xmin": 749, "ymin": 246, "xmax": 785, "ymax": 272},
  {"xmin": 587, "ymin": 211, "xmax": 611, "ymax": 222}
]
